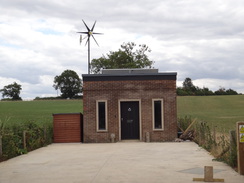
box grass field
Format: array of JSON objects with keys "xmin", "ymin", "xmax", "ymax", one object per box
[
  {"xmin": 177, "ymin": 95, "xmax": 244, "ymax": 132},
  {"xmin": 0, "ymin": 96, "xmax": 243, "ymax": 132},
  {"xmin": 0, "ymin": 100, "xmax": 83, "ymax": 127}
]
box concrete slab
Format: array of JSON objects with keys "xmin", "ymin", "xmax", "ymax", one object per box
[{"xmin": 0, "ymin": 142, "xmax": 243, "ymax": 183}]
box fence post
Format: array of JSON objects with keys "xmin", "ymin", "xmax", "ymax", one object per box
[
  {"xmin": 0, "ymin": 135, "xmax": 2, "ymax": 157},
  {"xmin": 237, "ymin": 121, "xmax": 244, "ymax": 175},
  {"xmin": 213, "ymin": 126, "xmax": 217, "ymax": 142},
  {"xmin": 229, "ymin": 130, "xmax": 236, "ymax": 166},
  {"xmin": 43, "ymin": 127, "xmax": 46, "ymax": 144},
  {"xmin": 23, "ymin": 131, "xmax": 27, "ymax": 150}
]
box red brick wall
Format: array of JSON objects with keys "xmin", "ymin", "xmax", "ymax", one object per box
[{"xmin": 83, "ymin": 79, "xmax": 177, "ymax": 143}]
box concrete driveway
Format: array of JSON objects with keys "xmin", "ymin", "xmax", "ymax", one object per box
[{"xmin": 0, "ymin": 142, "xmax": 243, "ymax": 183}]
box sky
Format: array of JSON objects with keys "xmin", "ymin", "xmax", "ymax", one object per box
[{"xmin": 0, "ymin": 0, "xmax": 244, "ymax": 99}]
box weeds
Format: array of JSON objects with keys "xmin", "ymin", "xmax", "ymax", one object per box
[
  {"xmin": 0, "ymin": 119, "xmax": 53, "ymax": 161},
  {"xmin": 177, "ymin": 115, "xmax": 192, "ymax": 132},
  {"xmin": 0, "ymin": 117, "xmax": 10, "ymax": 136},
  {"xmin": 178, "ymin": 116, "xmax": 237, "ymax": 169}
]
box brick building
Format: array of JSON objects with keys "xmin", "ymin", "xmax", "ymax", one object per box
[{"xmin": 82, "ymin": 69, "xmax": 177, "ymax": 143}]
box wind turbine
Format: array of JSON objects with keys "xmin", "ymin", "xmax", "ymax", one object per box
[{"xmin": 77, "ymin": 20, "xmax": 102, "ymax": 74}]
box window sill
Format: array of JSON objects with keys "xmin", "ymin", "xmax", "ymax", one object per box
[
  {"xmin": 153, "ymin": 129, "xmax": 164, "ymax": 131},
  {"xmin": 97, "ymin": 130, "xmax": 108, "ymax": 133}
]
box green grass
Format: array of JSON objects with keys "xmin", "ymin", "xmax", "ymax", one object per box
[
  {"xmin": 177, "ymin": 95, "xmax": 244, "ymax": 132},
  {"xmin": 1, "ymin": 96, "xmax": 243, "ymax": 132},
  {"xmin": 0, "ymin": 100, "xmax": 83, "ymax": 127}
]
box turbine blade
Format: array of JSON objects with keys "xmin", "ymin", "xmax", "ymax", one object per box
[
  {"xmin": 92, "ymin": 32, "xmax": 103, "ymax": 35},
  {"xmin": 92, "ymin": 35, "xmax": 99, "ymax": 46},
  {"xmin": 80, "ymin": 35, "xmax": 82, "ymax": 44},
  {"xmin": 85, "ymin": 37, "xmax": 89, "ymax": 46},
  {"xmin": 82, "ymin": 19, "xmax": 90, "ymax": 31},
  {"xmin": 91, "ymin": 21, "xmax": 97, "ymax": 31},
  {"xmin": 77, "ymin": 31, "xmax": 89, "ymax": 34}
]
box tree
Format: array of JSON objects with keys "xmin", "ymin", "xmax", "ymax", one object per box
[
  {"xmin": 195, "ymin": 87, "xmax": 214, "ymax": 96},
  {"xmin": 0, "ymin": 82, "xmax": 22, "ymax": 100},
  {"xmin": 91, "ymin": 42, "xmax": 154, "ymax": 73},
  {"xmin": 177, "ymin": 87, "xmax": 189, "ymax": 96},
  {"xmin": 214, "ymin": 87, "xmax": 238, "ymax": 95},
  {"xmin": 53, "ymin": 70, "xmax": 82, "ymax": 99},
  {"xmin": 183, "ymin": 78, "xmax": 196, "ymax": 91},
  {"xmin": 181, "ymin": 77, "xmax": 197, "ymax": 95},
  {"xmin": 214, "ymin": 87, "xmax": 226, "ymax": 95},
  {"xmin": 225, "ymin": 88, "xmax": 238, "ymax": 95}
]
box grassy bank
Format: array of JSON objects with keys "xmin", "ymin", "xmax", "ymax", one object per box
[
  {"xmin": 177, "ymin": 95, "xmax": 244, "ymax": 132},
  {"xmin": 0, "ymin": 100, "xmax": 83, "ymax": 126}
]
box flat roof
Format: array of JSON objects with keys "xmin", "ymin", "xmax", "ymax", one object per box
[
  {"xmin": 82, "ymin": 72, "xmax": 177, "ymax": 81},
  {"xmin": 102, "ymin": 69, "xmax": 159, "ymax": 74}
]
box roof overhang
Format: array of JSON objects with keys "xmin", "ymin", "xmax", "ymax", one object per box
[{"xmin": 82, "ymin": 72, "xmax": 177, "ymax": 82}]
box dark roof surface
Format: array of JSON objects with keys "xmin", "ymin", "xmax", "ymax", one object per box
[{"xmin": 82, "ymin": 72, "xmax": 177, "ymax": 81}]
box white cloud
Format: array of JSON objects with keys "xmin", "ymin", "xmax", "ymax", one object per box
[{"xmin": 0, "ymin": 0, "xmax": 244, "ymax": 99}]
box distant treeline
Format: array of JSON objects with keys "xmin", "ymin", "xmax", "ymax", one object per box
[
  {"xmin": 34, "ymin": 96, "xmax": 83, "ymax": 100},
  {"xmin": 177, "ymin": 78, "xmax": 241, "ymax": 96}
]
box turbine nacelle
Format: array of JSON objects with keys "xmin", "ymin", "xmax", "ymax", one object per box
[{"xmin": 77, "ymin": 19, "xmax": 102, "ymax": 46}]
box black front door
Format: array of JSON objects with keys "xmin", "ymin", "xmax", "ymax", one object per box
[{"xmin": 121, "ymin": 101, "xmax": 139, "ymax": 140}]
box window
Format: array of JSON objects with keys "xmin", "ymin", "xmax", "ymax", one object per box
[
  {"xmin": 152, "ymin": 99, "xmax": 164, "ymax": 130},
  {"xmin": 96, "ymin": 100, "xmax": 107, "ymax": 131}
]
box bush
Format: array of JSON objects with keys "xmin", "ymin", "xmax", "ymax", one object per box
[{"xmin": 0, "ymin": 120, "xmax": 52, "ymax": 161}]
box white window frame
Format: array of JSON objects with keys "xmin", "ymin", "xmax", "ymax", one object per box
[
  {"xmin": 96, "ymin": 100, "xmax": 108, "ymax": 132},
  {"xmin": 152, "ymin": 99, "xmax": 164, "ymax": 131}
]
